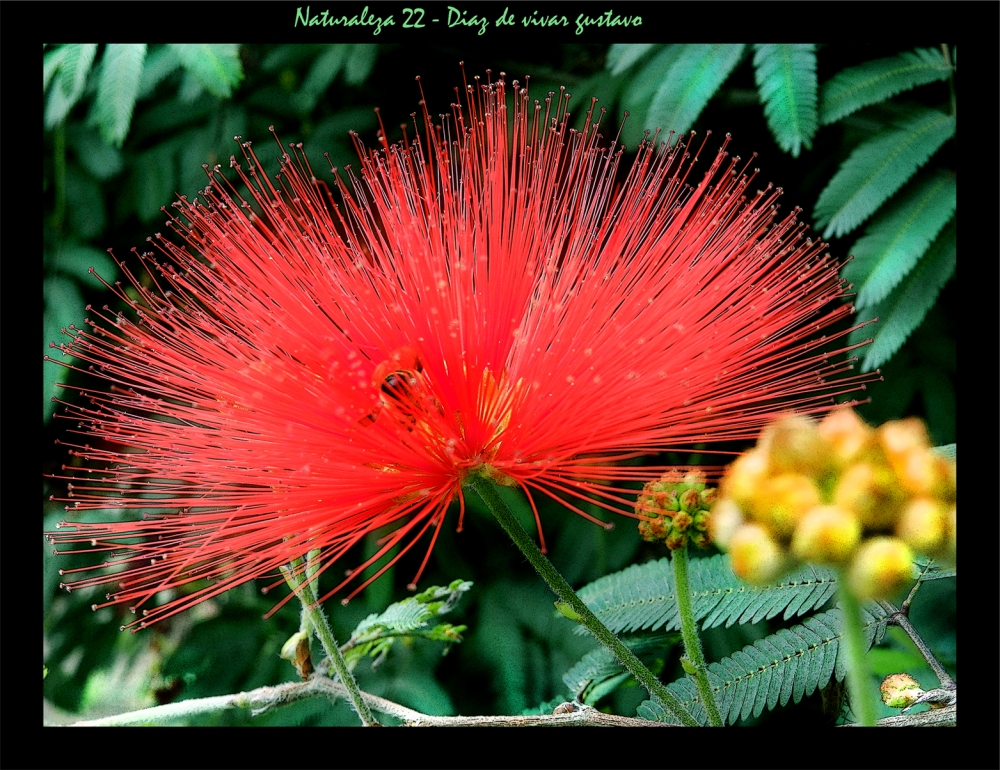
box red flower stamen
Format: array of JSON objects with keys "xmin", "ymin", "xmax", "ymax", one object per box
[{"xmin": 46, "ymin": 72, "xmax": 878, "ymax": 631}]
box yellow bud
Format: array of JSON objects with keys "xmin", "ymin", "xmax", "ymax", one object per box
[
  {"xmin": 817, "ymin": 408, "xmax": 874, "ymax": 465},
  {"xmin": 709, "ymin": 497, "xmax": 744, "ymax": 549},
  {"xmin": 755, "ymin": 473, "xmax": 822, "ymax": 538},
  {"xmin": 760, "ymin": 415, "xmax": 834, "ymax": 478},
  {"xmin": 945, "ymin": 505, "xmax": 956, "ymax": 563},
  {"xmin": 895, "ymin": 498, "xmax": 948, "ymax": 556},
  {"xmin": 720, "ymin": 450, "xmax": 769, "ymax": 515},
  {"xmin": 834, "ymin": 462, "xmax": 906, "ymax": 530},
  {"xmin": 791, "ymin": 505, "xmax": 861, "ymax": 564},
  {"xmin": 847, "ymin": 537, "xmax": 914, "ymax": 599},
  {"xmin": 728, "ymin": 523, "xmax": 787, "ymax": 585}
]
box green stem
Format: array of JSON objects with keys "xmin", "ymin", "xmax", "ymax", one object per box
[
  {"xmin": 282, "ymin": 558, "xmax": 380, "ymax": 727},
  {"xmin": 467, "ymin": 474, "xmax": 698, "ymax": 726},
  {"xmin": 671, "ymin": 545, "xmax": 723, "ymax": 726},
  {"xmin": 837, "ymin": 574, "xmax": 877, "ymax": 726}
]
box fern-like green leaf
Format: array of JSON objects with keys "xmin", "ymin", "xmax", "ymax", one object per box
[
  {"xmin": 843, "ymin": 169, "xmax": 956, "ymax": 309},
  {"xmin": 137, "ymin": 45, "xmax": 182, "ymax": 99},
  {"xmin": 752, "ymin": 44, "xmax": 818, "ymax": 158},
  {"xmin": 562, "ymin": 633, "xmax": 678, "ymax": 705},
  {"xmin": 342, "ymin": 580, "xmax": 472, "ymax": 671},
  {"xmin": 577, "ymin": 555, "xmax": 837, "ymax": 637},
  {"xmin": 638, "ymin": 605, "xmax": 889, "ymax": 724},
  {"xmin": 44, "ymin": 43, "xmax": 99, "ymax": 129},
  {"xmin": 847, "ymin": 218, "xmax": 955, "ymax": 370},
  {"xmin": 813, "ymin": 107, "xmax": 955, "ymax": 238},
  {"xmin": 647, "ymin": 44, "xmax": 745, "ymax": 137},
  {"xmin": 617, "ymin": 45, "xmax": 684, "ymax": 149},
  {"xmin": 168, "ymin": 44, "xmax": 243, "ymax": 98},
  {"xmin": 92, "ymin": 44, "xmax": 147, "ymax": 147},
  {"xmin": 606, "ymin": 43, "xmax": 655, "ymax": 75},
  {"xmin": 819, "ymin": 48, "xmax": 952, "ymax": 125}
]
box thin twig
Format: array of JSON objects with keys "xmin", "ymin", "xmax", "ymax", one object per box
[{"xmin": 877, "ymin": 599, "xmax": 955, "ymax": 689}]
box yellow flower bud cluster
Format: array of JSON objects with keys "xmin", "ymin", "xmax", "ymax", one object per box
[
  {"xmin": 711, "ymin": 410, "xmax": 955, "ymax": 598},
  {"xmin": 635, "ymin": 471, "xmax": 716, "ymax": 550}
]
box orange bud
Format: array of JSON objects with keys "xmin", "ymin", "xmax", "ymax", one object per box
[{"xmin": 817, "ymin": 408, "xmax": 874, "ymax": 465}]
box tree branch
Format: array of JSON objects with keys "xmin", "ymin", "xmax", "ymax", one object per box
[{"xmin": 61, "ymin": 676, "xmax": 955, "ymax": 727}]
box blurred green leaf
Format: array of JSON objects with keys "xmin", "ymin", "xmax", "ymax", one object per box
[
  {"xmin": 752, "ymin": 44, "xmax": 817, "ymax": 158},
  {"xmin": 69, "ymin": 125, "xmax": 125, "ymax": 180},
  {"xmin": 921, "ymin": 367, "xmax": 955, "ymax": 445},
  {"xmin": 168, "ymin": 44, "xmax": 243, "ymax": 98},
  {"xmin": 844, "ymin": 169, "xmax": 956, "ymax": 308},
  {"xmin": 848, "ymin": 219, "xmax": 955, "ymax": 370},
  {"xmin": 647, "ymin": 44, "xmax": 745, "ymax": 138},
  {"xmin": 814, "ymin": 107, "xmax": 954, "ymax": 238},
  {"xmin": 91, "ymin": 44, "xmax": 147, "ymax": 147},
  {"xmin": 64, "ymin": 166, "xmax": 106, "ymax": 239},
  {"xmin": 262, "ymin": 43, "xmax": 324, "ymax": 72},
  {"xmin": 606, "ymin": 43, "xmax": 654, "ymax": 76},
  {"xmin": 344, "ymin": 44, "xmax": 378, "ymax": 86},
  {"xmin": 51, "ymin": 243, "xmax": 119, "ymax": 287},
  {"xmin": 44, "ymin": 44, "xmax": 99, "ymax": 128},
  {"xmin": 137, "ymin": 45, "xmax": 182, "ymax": 99},
  {"xmin": 293, "ymin": 44, "xmax": 349, "ymax": 114},
  {"xmin": 43, "ymin": 276, "xmax": 86, "ymax": 422},
  {"xmin": 617, "ymin": 45, "xmax": 684, "ymax": 148},
  {"xmin": 133, "ymin": 140, "xmax": 181, "ymax": 221},
  {"xmin": 820, "ymin": 48, "xmax": 952, "ymax": 125}
]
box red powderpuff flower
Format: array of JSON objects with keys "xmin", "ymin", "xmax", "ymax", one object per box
[{"xmin": 47, "ymin": 72, "xmax": 876, "ymax": 631}]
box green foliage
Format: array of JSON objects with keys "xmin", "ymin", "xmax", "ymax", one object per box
[
  {"xmin": 44, "ymin": 44, "xmax": 98, "ymax": 128},
  {"xmin": 167, "ymin": 44, "xmax": 243, "ymax": 99},
  {"xmin": 844, "ymin": 169, "xmax": 956, "ymax": 308},
  {"xmin": 341, "ymin": 580, "xmax": 471, "ymax": 671},
  {"xmin": 752, "ymin": 44, "xmax": 818, "ymax": 157},
  {"xmin": 646, "ymin": 44, "xmax": 745, "ymax": 139},
  {"xmin": 561, "ymin": 633, "xmax": 678, "ymax": 706},
  {"xmin": 813, "ymin": 107, "xmax": 955, "ymax": 239},
  {"xmin": 92, "ymin": 44, "xmax": 147, "ymax": 147},
  {"xmin": 637, "ymin": 604, "xmax": 890, "ymax": 725},
  {"xmin": 819, "ymin": 48, "xmax": 952, "ymax": 125},
  {"xmin": 606, "ymin": 43, "xmax": 655, "ymax": 76},
  {"xmin": 577, "ymin": 554, "xmax": 837, "ymax": 635},
  {"xmin": 847, "ymin": 219, "xmax": 955, "ymax": 370}
]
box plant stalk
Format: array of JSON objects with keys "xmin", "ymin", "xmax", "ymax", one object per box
[
  {"xmin": 671, "ymin": 545, "xmax": 723, "ymax": 726},
  {"xmin": 467, "ymin": 474, "xmax": 698, "ymax": 726},
  {"xmin": 282, "ymin": 557, "xmax": 380, "ymax": 726},
  {"xmin": 836, "ymin": 575, "xmax": 877, "ymax": 726}
]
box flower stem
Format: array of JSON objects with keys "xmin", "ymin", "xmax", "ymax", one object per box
[
  {"xmin": 282, "ymin": 558, "xmax": 380, "ymax": 727},
  {"xmin": 836, "ymin": 574, "xmax": 877, "ymax": 726},
  {"xmin": 671, "ymin": 545, "xmax": 723, "ymax": 726},
  {"xmin": 467, "ymin": 474, "xmax": 698, "ymax": 726}
]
